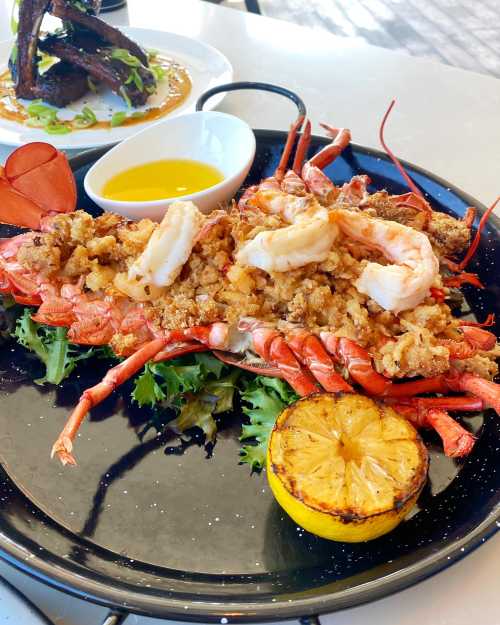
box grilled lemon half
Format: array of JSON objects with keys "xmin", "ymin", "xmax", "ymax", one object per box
[{"xmin": 267, "ymin": 393, "xmax": 428, "ymax": 542}]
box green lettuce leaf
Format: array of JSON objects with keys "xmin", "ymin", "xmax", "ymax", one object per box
[
  {"xmin": 239, "ymin": 376, "xmax": 298, "ymax": 470},
  {"xmin": 133, "ymin": 353, "xmax": 239, "ymax": 448},
  {"xmin": 13, "ymin": 308, "xmax": 105, "ymax": 385},
  {"xmin": 169, "ymin": 397, "xmax": 218, "ymax": 444},
  {"xmin": 132, "ymin": 352, "xmax": 296, "ymax": 468},
  {"xmin": 159, "ymin": 363, "xmax": 204, "ymax": 395},
  {"xmin": 132, "ymin": 363, "xmax": 166, "ymax": 407},
  {"xmin": 132, "ymin": 352, "xmax": 227, "ymax": 407},
  {"xmin": 196, "ymin": 352, "xmax": 225, "ymax": 378},
  {"xmin": 168, "ymin": 369, "xmax": 240, "ymax": 443}
]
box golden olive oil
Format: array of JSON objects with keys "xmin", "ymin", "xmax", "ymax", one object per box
[{"xmin": 102, "ymin": 159, "xmax": 224, "ymax": 202}]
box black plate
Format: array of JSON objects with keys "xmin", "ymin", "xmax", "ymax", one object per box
[{"xmin": 0, "ymin": 130, "xmax": 499, "ymax": 622}]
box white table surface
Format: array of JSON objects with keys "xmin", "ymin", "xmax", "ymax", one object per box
[{"xmin": 0, "ymin": 1, "xmax": 499, "ymax": 624}]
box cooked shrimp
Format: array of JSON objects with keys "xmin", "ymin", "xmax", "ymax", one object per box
[
  {"xmin": 332, "ymin": 208, "xmax": 439, "ymax": 313},
  {"xmin": 239, "ymin": 190, "xmax": 338, "ymax": 272},
  {"xmin": 236, "ymin": 214, "xmax": 339, "ymax": 272},
  {"xmin": 127, "ymin": 201, "xmax": 206, "ymax": 288},
  {"xmin": 247, "ymin": 188, "xmax": 319, "ymax": 223},
  {"xmin": 243, "ymin": 189, "xmax": 439, "ymax": 312}
]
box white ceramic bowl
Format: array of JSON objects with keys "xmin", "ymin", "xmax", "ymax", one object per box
[{"xmin": 84, "ymin": 111, "xmax": 256, "ymax": 220}]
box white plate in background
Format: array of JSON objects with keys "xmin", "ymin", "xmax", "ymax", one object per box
[{"xmin": 0, "ymin": 27, "xmax": 233, "ymax": 149}]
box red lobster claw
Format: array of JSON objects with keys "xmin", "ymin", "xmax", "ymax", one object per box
[
  {"xmin": 0, "ymin": 142, "xmax": 77, "ymax": 229},
  {"xmin": 0, "ymin": 179, "xmax": 48, "ymax": 229},
  {"xmin": 4, "ymin": 142, "xmax": 57, "ymax": 178}
]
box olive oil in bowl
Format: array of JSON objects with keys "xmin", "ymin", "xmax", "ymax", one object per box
[
  {"xmin": 85, "ymin": 110, "xmax": 256, "ymax": 219},
  {"xmin": 102, "ymin": 159, "xmax": 224, "ymax": 202}
]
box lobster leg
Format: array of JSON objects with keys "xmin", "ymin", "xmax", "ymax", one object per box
[
  {"xmin": 426, "ymin": 410, "xmax": 476, "ymax": 457},
  {"xmin": 383, "ymin": 376, "xmax": 448, "ymax": 397},
  {"xmin": 320, "ymin": 333, "xmax": 450, "ymax": 397},
  {"xmin": 301, "ymin": 125, "xmax": 351, "ymax": 205},
  {"xmin": 153, "ymin": 342, "xmax": 209, "ymax": 362},
  {"xmin": 461, "ymin": 326, "xmax": 497, "ymax": 351},
  {"xmin": 292, "ymin": 119, "xmax": 312, "ymax": 174},
  {"xmin": 249, "ymin": 116, "xmax": 306, "ymax": 197},
  {"xmin": 287, "ymin": 329, "xmax": 353, "ymax": 393},
  {"xmin": 280, "ymin": 120, "xmax": 312, "ymax": 195},
  {"xmin": 438, "ymin": 326, "xmax": 497, "ymax": 360},
  {"xmin": 390, "ymin": 396, "xmax": 484, "ymax": 413},
  {"xmin": 443, "ymin": 273, "xmax": 483, "ymax": 288},
  {"xmin": 51, "ymin": 337, "xmax": 169, "ymax": 466},
  {"xmin": 459, "ymin": 314, "xmax": 495, "ymax": 328},
  {"xmin": 392, "ymin": 399, "xmax": 478, "ymax": 457},
  {"xmin": 320, "ymin": 334, "xmax": 389, "ymax": 395},
  {"xmin": 397, "ymin": 406, "xmax": 476, "ymax": 458},
  {"xmin": 212, "ymin": 350, "xmax": 283, "ymax": 377},
  {"xmin": 447, "ymin": 372, "xmax": 500, "ymax": 415},
  {"xmin": 170, "ymin": 323, "xmax": 230, "ymax": 350},
  {"xmin": 274, "ymin": 115, "xmax": 305, "ymax": 182},
  {"xmin": 309, "ymin": 124, "xmax": 351, "ymax": 170},
  {"xmin": 250, "ymin": 326, "xmax": 318, "ymax": 396}
]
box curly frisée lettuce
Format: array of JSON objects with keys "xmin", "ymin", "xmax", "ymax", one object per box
[
  {"xmin": 169, "ymin": 369, "xmax": 241, "ymax": 444},
  {"xmin": 240, "ymin": 377, "xmax": 299, "ymax": 469},
  {"xmin": 133, "ymin": 354, "xmax": 240, "ymax": 446},
  {"xmin": 132, "ymin": 354, "xmax": 297, "ymax": 469}
]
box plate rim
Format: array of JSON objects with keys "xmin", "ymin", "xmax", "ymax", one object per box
[
  {"xmin": 0, "ymin": 129, "xmax": 498, "ymax": 621},
  {"xmin": 0, "ymin": 27, "xmax": 234, "ymax": 149}
]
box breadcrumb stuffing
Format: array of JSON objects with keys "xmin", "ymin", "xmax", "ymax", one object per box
[
  {"xmin": 62, "ymin": 245, "xmax": 90, "ymax": 277},
  {"xmin": 362, "ymin": 191, "xmax": 470, "ymax": 258},
  {"xmin": 452, "ymin": 354, "xmax": 499, "ymax": 380},
  {"xmin": 15, "ymin": 188, "xmax": 496, "ymax": 379},
  {"xmin": 18, "ymin": 234, "xmax": 61, "ymax": 276}
]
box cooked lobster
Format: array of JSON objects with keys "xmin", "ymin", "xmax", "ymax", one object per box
[{"xmin": 0, "ymin": 112, "xmax": 498, "ymax": 466}]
